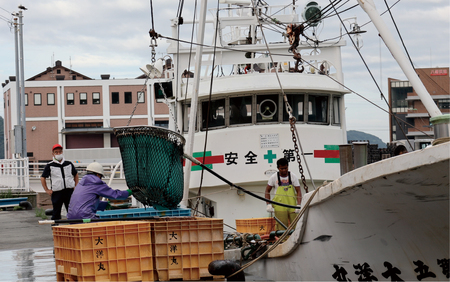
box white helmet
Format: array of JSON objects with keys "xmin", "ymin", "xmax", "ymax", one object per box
[{"xmin": 86, "ymin": 162, "xmax": 104, "ymax": 177}]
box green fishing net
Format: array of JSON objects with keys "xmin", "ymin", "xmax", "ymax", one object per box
[{"xmin": 113, "ymin": 126, "xmax": 185, "ymax": 210}]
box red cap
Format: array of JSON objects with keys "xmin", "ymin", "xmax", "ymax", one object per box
[{"xmin": 52, "ymin": 144, "xmax": 63, "ymax": 151}]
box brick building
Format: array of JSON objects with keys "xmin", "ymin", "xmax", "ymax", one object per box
[
  {"xmin": 388, "ymin": 67, "xmax": 449, "ymax": 150},
  {"xmin": 2, "ymin": 60, "xmax": 170, "ymax": 163}
]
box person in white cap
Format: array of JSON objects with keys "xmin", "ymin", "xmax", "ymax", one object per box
[
  {"xmin": 40, "ymin": 144, "xmax": 79, "ymax": 220},
  {"xmin": 67, "ymin": 162, "xmax": 132, "ymax": 219}
]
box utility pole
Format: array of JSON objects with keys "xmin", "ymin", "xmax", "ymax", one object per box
[
  {"xmin": 19, "ymin": 8, "xmax": 26, "ymax": 159},
  {"xmin": 13, "ymin": 16, "xmax": 22, "ymax": 157},
  {"xmin": 12, "ymin": 6, "xmax": 27, "ymax": 159}
]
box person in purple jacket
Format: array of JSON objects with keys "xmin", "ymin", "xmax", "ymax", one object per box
[{"xmin": 67, "ymin": 162, "xmax": 132, "ymax": 219}]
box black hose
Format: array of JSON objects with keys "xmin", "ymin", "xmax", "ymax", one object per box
[
  {"xmin": 184, "ymin": 154, "xmax": 301, "ymax": 210},
  {"xmin": 19, "ymin": 201, "xmax": 32, "ymax": 210}
]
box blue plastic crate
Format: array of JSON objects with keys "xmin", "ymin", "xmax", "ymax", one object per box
[{"xmin": 96, "ymin": 207, "xmax": 191, "ymax": 218}]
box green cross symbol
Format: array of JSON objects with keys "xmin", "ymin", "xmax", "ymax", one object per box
[{"xmin": 264, "ymin": 150, "xmax": 277, "ymax": 163}]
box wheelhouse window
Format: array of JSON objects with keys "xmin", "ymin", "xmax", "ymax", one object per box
[
  {"xmin": 183, "ymin": 104, "xmax": 198, "ymax": 133},
  {"xmin": 283, "ymin": 94, "xmax": 304, "ymax": 122},
  {"xmin": 230, "ymin": 96, "xmax": 252, "ymax": 125},
  {"xmin": 124, "ymin": 92, "xmax": 132, "ymax": 104},
  {"xmin": 112, "ymin": 92, "xmax": 119, "ymax": 104},
  {"xmin": 34, "ymin": 93, "xmax": 41, "ymax": 106},
  {"xmin": 257, "ymin": 94, "xmax": 278, "ymax": 123},
  {"xmin": 202, "ymin": 99, "xmax": 225, "ymax": 129},
  {"xmin": 137, "ymin": 91, "xmax": 145, "ymax": 103},
  {"xmin": 332, "ymin": 96, "xmax": 341, "ymax": 125},
  {"xmin": 92, "ymin": 92, "xmax": 100, "ymax": 104},
  {"xmin": 308, "ymin": 94, "xmax": 328, "ymax": 123},
  {"xmin": 47, "ymin": 93, "xmax": 55, "ymax": 105},
  {"xmin": 80, "ymin": 93, "xmax": 87, "ymax": 105},
  {"xmin": 67, "ymin": 93, "xmax": 74, "ymax": 105}
]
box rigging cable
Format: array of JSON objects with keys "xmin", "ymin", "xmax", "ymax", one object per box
[
  {"xmin": 329, "ymin": 0, "xmax": 414, "ymax": 150},
  {"xmin": 298, "ymin": 58, "xmax": 432, "ymax": 139},
  {"xmin": 183, "ymin": 0, "xmax": 198, "ymax": 99},
  {"xmin": 383, "ymin": 0, "xmax": 415, "ymax": 70}
]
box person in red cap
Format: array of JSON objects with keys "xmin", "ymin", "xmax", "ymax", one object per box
[{"xmin": 40, "ymin": 144, "xmax": 79, "ymax": 220}]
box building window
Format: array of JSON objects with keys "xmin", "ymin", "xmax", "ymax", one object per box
[
  {"xmin": 155, "ymin": 120, "xmax": 169, "ymax": 128},
  {"xmin": 137, "ymin": 91, "xmax": 145, "ymax": 103},
  {"xmin": 25, "ymin": 94, "xmax": 28, "ymax": 106},
  {"xmin": 67, "ymin": 93, "xmax": 74, "ymax": 105},
  {"xmin": 124, "ymin": 92, "xmax": 132, "ymax": 104},
  {"xmin": 80, "ymin": 93, "xmax": 87, "ymax": 105},
  {"xmin": 47, "ymin": 93, "xmax": 55, "ymax": 105},
  {"xmin": 57, "ymin": 69, "xmax": 61, "ymax": 74},
  {"xmin": 112, "ymin": 92, "xmax": 119, "ymax": 104},
  {"xmin": 66, "ymin": 122, "xmax": 103, "ymax": 128},
  {"xmin": 72, "ymin": 75, "xmax": 76, "ymax": 80},
  {"xmin": 437, "ymin": 99, "xmax": 450, "ymax": 109},
  {"xmin": 93, "ymin": 92, "xmax": 100, "ymax": 104},
  {"xmin": 34, "ymin": 93, "xmax": 42, "ymax": 106}
]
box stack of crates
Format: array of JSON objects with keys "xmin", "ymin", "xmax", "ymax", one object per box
[
  {"xmin": 52, "ymin": 218, "xmax": 224, "ymax": 281},
  {"xmin": 53, "ymin": 221, "xmax": 154, "ymax": 282},
  {"xmin": 235, "ymin": 217, "xmax": 276, "ymax": 236},
  {"xmin": 152, "ymin": 218, "xmax": 224, "ymax": 281}
]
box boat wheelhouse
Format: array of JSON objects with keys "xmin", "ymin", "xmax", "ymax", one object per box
[{"xmin": 158, "ymin": 2, "xmax": 351, "ymax": 228}]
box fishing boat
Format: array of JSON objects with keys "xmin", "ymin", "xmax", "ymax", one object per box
[{"xmin": 122, "ymin": 0, "xmax": 449, "ymax": 280}]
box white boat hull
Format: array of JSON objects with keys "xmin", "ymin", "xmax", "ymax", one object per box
[{"xmin": 241, "ymin": 143, "xmax": 449, "ymax": 281}]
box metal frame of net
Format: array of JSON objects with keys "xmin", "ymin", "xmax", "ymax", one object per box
[{"xmin": 113, "ymin": 126, "xmax": 185, "ymax": 210}]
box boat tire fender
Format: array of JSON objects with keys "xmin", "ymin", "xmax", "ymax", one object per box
[{"xmin": 208, "ymin": 259, "xmax": 245, "ymax": 281}]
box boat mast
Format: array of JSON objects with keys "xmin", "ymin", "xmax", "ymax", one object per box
[
  {"xmin": 356, "ymin": 0, "xmax": 442, "ymax": 118},
  {"xmin": 181, "ymin": 0, "xmax": 208, "ymax": 207}
]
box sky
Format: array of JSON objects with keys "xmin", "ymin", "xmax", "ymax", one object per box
[{"xmin": 0, "ymin": 0, "xmax": 449, "ymax": 143}]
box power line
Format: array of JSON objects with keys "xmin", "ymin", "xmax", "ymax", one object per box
[{"xmin": 0, "ymin": 6, "xmax": 12, "ymax": 14}]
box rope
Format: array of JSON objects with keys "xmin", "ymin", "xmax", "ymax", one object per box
[{"xmin": 227, "ymin": 182, "xmax": 324, "ymax": 279}]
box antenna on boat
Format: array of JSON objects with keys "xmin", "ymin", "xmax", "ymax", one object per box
[{"xmin": 340, "ymin": 17, "xmax": 366, "ymax": 50}]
